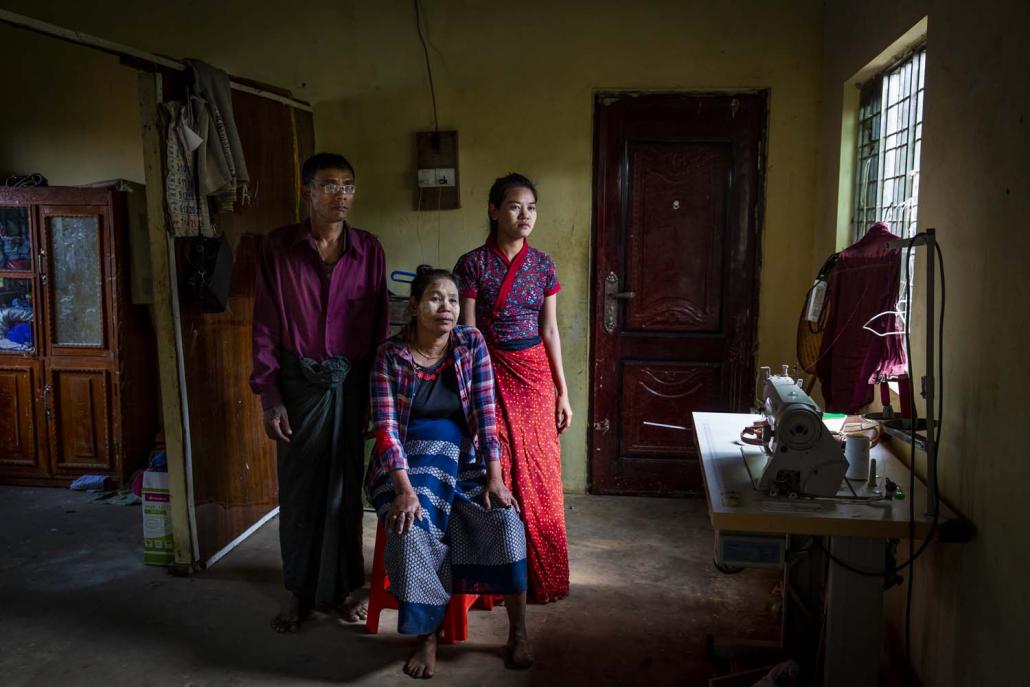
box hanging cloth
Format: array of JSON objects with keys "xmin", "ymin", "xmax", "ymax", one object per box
[
  {"xmin": 183, "ymin": 59, "xmax": 250, "ymax": 215},
  {"xmin": 160, "ymin": 101, "xmax": 207, "ymax": 237},
  {"xmin": 815, "ymin": 222, "xmax": 908, "ymax": 413}
]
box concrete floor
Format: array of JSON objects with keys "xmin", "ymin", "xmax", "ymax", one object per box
[{"xmin": 0, "ymin": 486, "xmax": 779, "ymax": 686}]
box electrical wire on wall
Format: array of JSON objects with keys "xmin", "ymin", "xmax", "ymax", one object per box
[
  {"xmin": 414, "ymin": 0, "xmax": 439, "ymax": 134},
  {"xmin": 413, "ymin": 0, "xmax": 443, "ymax": 265}
]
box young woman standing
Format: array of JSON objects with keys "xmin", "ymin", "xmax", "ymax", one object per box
[{"xmin": 453, "ymin": 173, "xmax": 571, "ymax": 603}]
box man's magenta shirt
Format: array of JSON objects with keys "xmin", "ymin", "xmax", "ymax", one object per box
[{"xmin": 250, "ymin": 220, "xmax": 389, "ymax": 410}]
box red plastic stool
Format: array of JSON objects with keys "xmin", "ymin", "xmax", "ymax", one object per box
[{"xmin": 366, "ymin": 521, "xmax": 494, "ymax": 644}]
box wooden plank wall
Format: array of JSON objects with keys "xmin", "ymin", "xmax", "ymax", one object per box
[{"xmin": 175, "ymin": 91, "xmax": 314, "ymax": 562}]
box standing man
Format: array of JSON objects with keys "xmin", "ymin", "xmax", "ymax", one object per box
[{"xmin": 251, "ymin": 152, "xmax": 389, "ymax": 632}]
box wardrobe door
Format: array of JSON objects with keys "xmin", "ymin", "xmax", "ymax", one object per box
[
  {"xmin": 39, "ymin": 205, "xmax": 112, "ymax": 357},
  {"xmin": 0, "ymin": 361, "xmax": 48, "ymax": 478},
  {"xmin": 45, "ymin": 363, "xmax": 113, "ymax": 475},
  {"xmin": 0, "ymin": 204, "xmax": 48, "ymax": 480}
]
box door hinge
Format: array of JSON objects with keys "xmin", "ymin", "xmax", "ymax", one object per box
[{"xmin": 594, "ymin": 418, "xmax": 610, "ymax": 433}]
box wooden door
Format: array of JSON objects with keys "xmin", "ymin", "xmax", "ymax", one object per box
[
  {"xmin": 590, "ymin": 93, "xmax": 765, "ymax": 495},
  {"xmin": 177, "ymin": 92, "xmax": 315, "ymax": 563}
]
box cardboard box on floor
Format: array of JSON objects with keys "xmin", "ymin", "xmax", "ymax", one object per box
[{"xmin": 142, "ymin": 470, "xmax": 173, "ymax": 565}]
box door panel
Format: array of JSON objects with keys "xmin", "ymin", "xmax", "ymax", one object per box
[
  {"xmin": 619, "ymin": 361, "xmax": 721, "ymax": 457},
  {"xmin": 591, "ymin": 93, "xmax": 765, "ymax": 495},
  {"xmin": 0, "ymin": 363, "xmax": 45, "ymax": 473},
  {"xmin": 48, "ymin": 366, "xmax": 112, "ymax": 472},
  {"xmin": 626, "ymin": 143, "xmax": 728, "ymax": 333}
]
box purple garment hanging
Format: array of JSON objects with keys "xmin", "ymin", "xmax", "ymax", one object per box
[{"xmin": 815, "ymin": 222, "xmax": 908, "ymax": 413}]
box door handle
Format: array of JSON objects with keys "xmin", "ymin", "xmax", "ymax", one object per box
[
  {"xmin": 603, "ymin": 272, "xmax": 633, "ymax": 334},
  {"xmin": 42, "ymin": 384, "xmax": 53, "ymax": 420}
]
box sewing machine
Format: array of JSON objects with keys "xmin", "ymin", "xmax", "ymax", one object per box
[{"xmin": 755, "ymin": 366, "xmax": 848, "ymax": 498}]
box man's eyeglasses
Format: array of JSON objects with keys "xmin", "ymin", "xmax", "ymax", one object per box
[{"xmin": 311, "ymin": 181, "xmax": 356, "ymax": 196}]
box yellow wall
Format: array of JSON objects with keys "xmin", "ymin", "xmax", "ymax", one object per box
[
  {"xmin": 313, "ymin": 0, "xmax": 824, "ymax": 492},
  {"xmin": 0, "ymin": 1, "xmax": 824, "ymax": 493},
  {"xmin": 0, "ymin": 24, "xmax": 144, "ymax": 185},
  {"xmin": 816, "ymin": 2, "xmax": 1030, "ymax": 684}
]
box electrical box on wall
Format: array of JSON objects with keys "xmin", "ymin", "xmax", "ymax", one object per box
[{"xmin": 415, "ymin": 130, "xmax": 459, "ymax": 210}]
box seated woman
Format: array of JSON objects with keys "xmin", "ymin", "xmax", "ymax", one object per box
[{"xmin": 366, "ymin": 265, "xmax": 533, "ymax": 679}]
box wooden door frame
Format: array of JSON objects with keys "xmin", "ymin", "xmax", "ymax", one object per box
[{"xmin": 587, "ymin": 90, "xmax": 768, "ymax": 495}]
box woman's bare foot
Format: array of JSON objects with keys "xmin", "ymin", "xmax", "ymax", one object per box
[
  {"xmin": 337, "ymin": 593, "xmax": 368, "ymax": 623},
  {"xmin": 503, "ymin": 591, "xmax": 533, "ymax": 669},
  {"xmin": 270, "ymin": 593, "xmax": 310, "ymax": 633},
  {"xmin": 505, "ymin": 629, "xmax": 534, "ymax": 670},
  {"xmin": 404, "ymin": 631, "xmax": 439, "ymax": 679}
]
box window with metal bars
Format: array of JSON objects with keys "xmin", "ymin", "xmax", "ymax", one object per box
[{"xmin": 853, "ymin": 47, "xmax": 926, "ymax": 317}]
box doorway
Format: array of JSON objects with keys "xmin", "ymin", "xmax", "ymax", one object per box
[{"xmin": 589, "ymin": 92, "xmax": 766, "ymax": 495}]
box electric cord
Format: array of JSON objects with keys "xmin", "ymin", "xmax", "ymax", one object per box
[
  {"xmin": 414, "ymin": 0, "xmax": 439, "ymax": 133},
  {"xmin": 813, "ymin": 232, "xmax": 946, "ymax": 684}
]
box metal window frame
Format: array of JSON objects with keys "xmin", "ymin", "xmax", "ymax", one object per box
[
  {"xmin": 852, "ymin": 46, "xmax": 926, "ymax": 321},
  {"xmin": 853, "ymin": 45, "xmax": 926, "ymax": 242}
]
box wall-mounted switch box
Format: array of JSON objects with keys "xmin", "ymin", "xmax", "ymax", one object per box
[
  {"xmin": 415, "ymin": 131, "xmax": 459, "ymax": 210},
  {"xmin": 417, "ymin": 168, "xmax": 456, "ymax": 188}
]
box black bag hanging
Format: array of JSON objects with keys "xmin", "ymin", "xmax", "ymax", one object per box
[{"xmin": 183, "ymin": 235, "xmax": 233, "ymax": 312}]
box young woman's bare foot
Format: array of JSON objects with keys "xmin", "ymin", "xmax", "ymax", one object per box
[
  {"xmin": 270, "ymin": 593, "xmax": 310, "ymax": 633},
  {"xmin": 505, "ymin": 629, "xmax": 534, "ymax": 670},
  {"xmin": 404, "ymin": 631, "xmax": 439, "ymax": 679},
  {"xmin": 337, "ymin": 593, "xmax": 368, "ymax": 623},
  {"xmin": 503, "ymin": 591, "xmax": 533, "ymax": 669}
]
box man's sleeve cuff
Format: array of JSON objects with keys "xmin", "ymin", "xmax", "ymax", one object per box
[{"xmin": 259, "ymin": 387, "xmax": 284, "ymax": 411}]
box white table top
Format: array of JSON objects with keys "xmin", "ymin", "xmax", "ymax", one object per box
[{"xmin": 694, "ymin": 412, "xmax": 948, "ymax": 539}]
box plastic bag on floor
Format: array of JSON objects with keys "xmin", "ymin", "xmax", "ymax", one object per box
[{"xmin": 752, "ymin": 660, "xmax": 799, "ymax": 687}]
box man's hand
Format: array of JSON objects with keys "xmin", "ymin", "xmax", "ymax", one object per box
[{"xmin": 263, "ymin": 404, "xmax": 293, "ymax": 443}]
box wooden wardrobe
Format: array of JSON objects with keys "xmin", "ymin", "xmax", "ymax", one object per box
[{"xmin": 0, "ymin": 186, "xmax": 157, "ymax": 486}]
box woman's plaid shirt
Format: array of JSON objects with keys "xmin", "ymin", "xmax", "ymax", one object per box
[{"xmin": 371, "ymin": 325, "xmax": 501, "ymax": 471}]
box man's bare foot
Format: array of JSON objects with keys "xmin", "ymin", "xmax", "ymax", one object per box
[
  {"xmin": 270, "ymin": 593, "xmax": 310, "ymax": 633},
  {"xmin": 404, "ymin": 632, "xmax": 438, "ymax": 679},
  {"xmin": 338, "ymin": 593, "xmax": 368, "ymax": 623},
  {"xmin": 505, "ymin": 630, "xmax": 534, "ymax": 670}
]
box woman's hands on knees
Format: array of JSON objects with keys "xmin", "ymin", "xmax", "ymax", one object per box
[
  {"xmin": 483, "ymin": 475, "xmax": 519, "ymax": 513},
  {"xmin": 387, "ymin": 490, "xmax": 422, "ymax": 535}
]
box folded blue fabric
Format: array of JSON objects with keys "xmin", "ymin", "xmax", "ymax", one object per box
[
  {"xmin": 7, "ymin": 322, "xmax": 32, "ymax": 345},
  {"xmin": 148, "ymin": 451, "xmax": 167, "ymax": 471}
]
